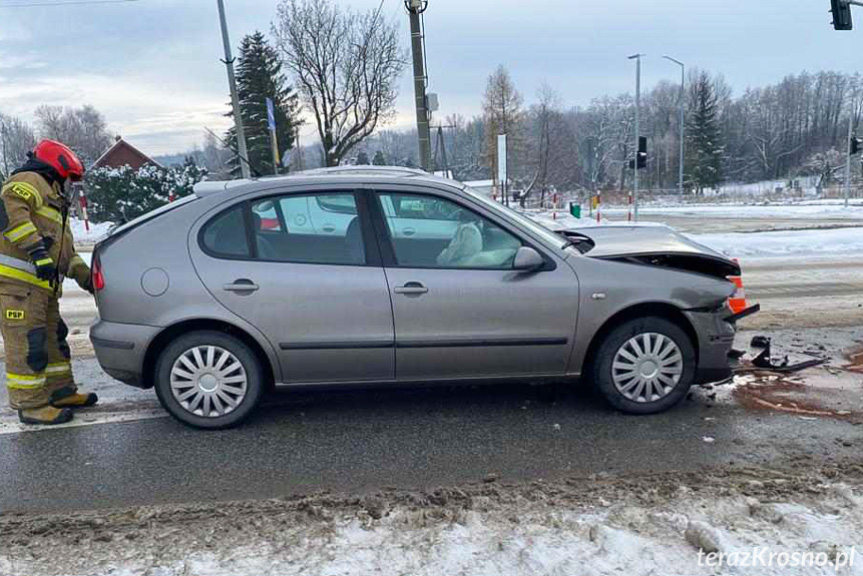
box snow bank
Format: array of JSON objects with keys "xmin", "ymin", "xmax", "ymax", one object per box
[
  {"xmin": 522, "ymin": 207, "xmax": 863, "ymax": 260},
  {"xmin": 603, "ymin": 201, "xmax": 863, "ymax": 219},
  {"xmin": 71, "ymin": 218, "xmax": 112, "ymax": 244},
  {"xmin": 690, "ymin": 228, "xmax": 863, "ymax": 259},
  {"xmin": 4, "ymin": 475, "xmax": 861, "ymax": 576}
]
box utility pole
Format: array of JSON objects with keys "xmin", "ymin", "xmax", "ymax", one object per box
[
  {"xmin": 629, "ymin": 54, "xmax": 644, "ymax": 222},
  {"xmin": 217, "ymin": 0, "xmax": 251, "ymax": 180},
  {"xmin": 406, "ymin": 0, "xmax": 432, "ymax": 172},
  {"xmin": 664, "ymin": 55, "xmax": 685, "ymax": 198},
  {"xmin": 845, "ymin": 108, "xmax": 854, "ymax": 208}
]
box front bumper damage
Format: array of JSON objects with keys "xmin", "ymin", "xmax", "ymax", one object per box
[{"xmin": 684, "ymin": 304, "xmax": 760, "ymax": 385}]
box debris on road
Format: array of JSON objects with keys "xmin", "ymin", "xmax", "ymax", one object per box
[{"xmin": 749, "ymin": 336, "xmax": 827, "ymax": 374}]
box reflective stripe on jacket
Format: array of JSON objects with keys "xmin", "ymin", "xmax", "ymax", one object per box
[{"xmin": 0, "ymin": 172, "xmax": 76, "ymax": 293}]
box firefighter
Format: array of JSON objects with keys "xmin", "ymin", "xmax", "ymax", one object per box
[{"xmin": 0, "ymin": 140, "xmax": 98, "ymax": 425}]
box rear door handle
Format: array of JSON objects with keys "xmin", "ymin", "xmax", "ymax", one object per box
[
  {"xmin": 394, "ymin": 282, "xmax": 428, "ymax": 296},
  {"xmin": 322, "ymin": 224, "xmax": 336, "ymax": 233},
  {"xmin": 223, "ymin": 279, "xmax": 259, "ymax": 293}
]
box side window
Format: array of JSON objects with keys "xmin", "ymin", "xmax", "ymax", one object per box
[
  {"xmin": 250, "ymin": 193, "xmax": 365, "ymax": 265},
  {"xmin": 377, "ymin": 193, "xmax": 522, "ymax": 270},
  {"xmin": 202, "ymin": 205, "xmax": 250, "ymax": 258}
]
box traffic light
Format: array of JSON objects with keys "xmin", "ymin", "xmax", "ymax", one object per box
[
  {"xmin": 637, "ymin": 136, "xmax": 648, "ymax": 169},
  {"xmin": 629, "ymin": 137, "xmax": 648, "ymax": 170},
  {"xmin": 832, "ymin": 0, "xmax": 853, "ymax": 30}
]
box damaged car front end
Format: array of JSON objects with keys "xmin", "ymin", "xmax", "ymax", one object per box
[{"xmin": 561, "ymin": 225, "xmax": 755, "ymax": 389}]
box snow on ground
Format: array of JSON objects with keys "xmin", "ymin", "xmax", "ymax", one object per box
[
  {"xmin": 3, "ymin": 468, "xmax": 861, "ymax": 576},
  {"xmin": 71, "ymin": 218, "xmax": 112, "ymax": 245},
  {"xmin": 691, "ymin": 228, "xmax": 863, "ymax": 259},
  {"xmin": 603, "ymin": 201, "xmax": 863, "ymax": 219},
  {"xmin": 522, "ymin": 208, "xmax": 863, "ymax": 260}
]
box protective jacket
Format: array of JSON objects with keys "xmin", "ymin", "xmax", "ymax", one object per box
[{"xmin": 0, "ymin": 168, "xmax": 88, "ymax": 294}]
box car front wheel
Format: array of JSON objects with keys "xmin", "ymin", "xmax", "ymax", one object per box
[
  {"xmin": 154, "ymin": 331, "xmax": 265, "ymax": 429},
  {"xmin": 591, "ymin": 317, "xmax": 696, "ymax": 415}
]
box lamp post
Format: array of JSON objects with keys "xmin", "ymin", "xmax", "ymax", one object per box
[
  {"xmin": 628, "ymin": 54, "xmax": 644, "ymax": 222},
  {"xmin": 663, "ymin": 55, "xmax": 685, "ymax": 198}
]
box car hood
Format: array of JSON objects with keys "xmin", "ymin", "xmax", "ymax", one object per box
[{"xmin": 562, "ymin": 225, "xmax": 740, "ymax": 278}]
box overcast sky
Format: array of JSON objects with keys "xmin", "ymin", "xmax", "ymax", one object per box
[{"xmin": 0, "ymin": 0, "xmax": 860, "ymax": 156}]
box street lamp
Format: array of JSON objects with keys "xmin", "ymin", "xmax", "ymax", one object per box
[
  {"xmin": 628, "ymin": 54, "xmax": 644, "ymax": 222},
  {"xmin": 663, "ymin": 55, "xmax": 685, "ymax": 198}
]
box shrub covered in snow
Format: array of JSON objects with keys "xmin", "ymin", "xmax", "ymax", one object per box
[{"xmin": 85, "ymin": 160, "xmax": 207, "ymax": 223}]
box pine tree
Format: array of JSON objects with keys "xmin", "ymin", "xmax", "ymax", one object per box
[
  {"xmin": 372, "ymin": 150, "xmax": 387, "ymax": 166},
  {"xmin": 227, "ymin": 31, "xmax": 301, "ymax": 177},
  {"xmin": 684, "ymin": 72, "xmax": 724, "ymax": 194},
  {"xmin": 356, "ymin": 150, "xmax": 370, "ymax": 165}
]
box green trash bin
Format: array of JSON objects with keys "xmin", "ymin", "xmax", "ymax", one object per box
[{"xmin": 569, "ymin": 203, "xmax": 582, "ymax": 219}]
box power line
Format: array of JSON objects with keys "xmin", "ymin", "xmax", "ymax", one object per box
[{"xmin": 0, "ymin": 0, "xmax": 138, "ymax": 7}]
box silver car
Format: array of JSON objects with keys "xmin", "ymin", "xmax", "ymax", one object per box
[{"xmin": 90, "ymin": 168, "xmax": 742, "ymax": 429}]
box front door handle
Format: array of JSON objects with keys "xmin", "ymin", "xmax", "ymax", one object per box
[
  {"xmin": 402, "ymin": 227, "xmax": 416, "ymax": 237},
  {"xmin": 394, "ymin": 282, "xmax": 429, "ymax": 296},
  {"xmin": 223, "ymin": 279, "xmax": 259, "ymax": 293}
]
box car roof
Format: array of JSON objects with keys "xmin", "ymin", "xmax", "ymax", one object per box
[{"xmin": 193, "ymin": 166, "xmax": 460, "ymax": 198}]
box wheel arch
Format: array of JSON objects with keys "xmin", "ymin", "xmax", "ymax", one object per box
[
  {"xmin": 141, "ymin": 319, "xmax": 276, "ymax": 390},
  {"xmin": 580, "ymin": 302, "xmax": 700, "ymax": 376}
]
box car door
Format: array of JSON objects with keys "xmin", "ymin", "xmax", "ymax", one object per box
[
  {"xmin": 190, "ymin": 189, "xmax": 395, "ymax": 384},
  {"xmin": 370, "ymin": 188, "xmax": 580, "ymax": 381}
]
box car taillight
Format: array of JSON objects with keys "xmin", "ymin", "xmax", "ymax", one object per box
[{"xmin": 92, "ymin": 254, "xmax": 105, "ymax": 292}]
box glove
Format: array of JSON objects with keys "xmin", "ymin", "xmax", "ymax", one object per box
[
  {"xmin": 68, "ymin": 256, "xmax": 93, "ymax": 294},
  {"xmin": 28, "ymin": 245, "xmax": 57, "ymax": 281}
]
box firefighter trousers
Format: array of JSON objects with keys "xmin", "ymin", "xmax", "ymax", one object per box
[{"xmin": 0, "ymin": 285, "xmax": 76, "ymax": 410}]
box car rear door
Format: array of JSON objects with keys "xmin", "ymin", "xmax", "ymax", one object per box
[
  {"xmin": 190, "ymin": 188, "xmax": 395, "ymax": 384},
  {"xmin": 369, "ymin": 186, "xmax": 579, "ymax": 381}
]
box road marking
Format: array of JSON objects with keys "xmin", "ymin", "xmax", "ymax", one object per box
[{"xmin": 0, "ymin": 407, "xmax": 169, "ymax": 435}]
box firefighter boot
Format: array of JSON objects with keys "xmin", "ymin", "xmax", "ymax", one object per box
[
  {"xmin": 51, "ymin": 388, "xmax": 98, "ymax": 409},
  {"xmin": 18, "ymin": 405, "xmax": 74, "ymax": 425}
]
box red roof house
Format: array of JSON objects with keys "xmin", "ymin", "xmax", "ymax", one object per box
[{"xmin": 91, "ymin": 136, "xmax": 161, "ymax": 171}]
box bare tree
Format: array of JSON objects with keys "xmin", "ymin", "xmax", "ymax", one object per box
[
  {"xmin": 522, "ymin": 83, "xmax": 559, "ymax": 206},
  {"xmin": 35, "ymin": 104, "xmax": 113, "ymax": 166},
  {"xmin": 273, "ymin": 0, "xmax": 406, "ymax": 167},
  {"xmin": 0, "ymin": 113, "xmax": 37, "ymax": 177},
  {"xmin": 483, "ymin": 65, "xmax": 526, "ymax": 195}
]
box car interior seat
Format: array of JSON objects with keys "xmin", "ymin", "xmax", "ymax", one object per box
[{"xmin": 345, "ymin": 217, "xmax": 365, "ymax": 264}]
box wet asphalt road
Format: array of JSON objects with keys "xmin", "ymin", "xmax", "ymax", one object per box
[{"xmin": 2, "ymin": 377, "xmax": 861, "ymax": 515}]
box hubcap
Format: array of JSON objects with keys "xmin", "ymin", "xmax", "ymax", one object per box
[
  {"xmin": 170, "ymin": 345, "xmax": 248, "ymax": 418},
  {"xmin": 611, "ymin": 333, "xmax": 683, "ymax": 403}
]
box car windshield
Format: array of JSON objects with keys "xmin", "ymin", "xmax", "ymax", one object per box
[{"xmin": 461, "ymin": 185, "xmax": 569, "ymax": 250}]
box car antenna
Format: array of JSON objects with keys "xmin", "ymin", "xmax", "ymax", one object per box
[{"xmin": 204, "ymin": 127, "xmax": 264, "ymax": 179}]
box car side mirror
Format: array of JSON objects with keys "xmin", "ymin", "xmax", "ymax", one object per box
[{"xmin": 513, "ymin": 246, "xmax": 545, "ymax": 272}]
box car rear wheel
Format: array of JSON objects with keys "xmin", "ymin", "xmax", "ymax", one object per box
[
  {"xmin": 154, "ymin": 331, "xmax": 265, "ymax": 429},
  {"xmin": 591, "ymin": 317, "xmax": 695, "ymax": 415}
]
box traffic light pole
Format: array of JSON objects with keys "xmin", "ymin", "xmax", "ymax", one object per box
[
  {"xmin": 629, "ymin": 54, "xmax": 644, "ymax": 222},
  {"xmin": 845, "ymin": 111, "xmax": 854, "ymax": 208}
]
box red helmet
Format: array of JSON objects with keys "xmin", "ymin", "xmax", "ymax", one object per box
[{"xmin": 33, "ymin": 140, "xmax": 85, "ymax": 182}]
